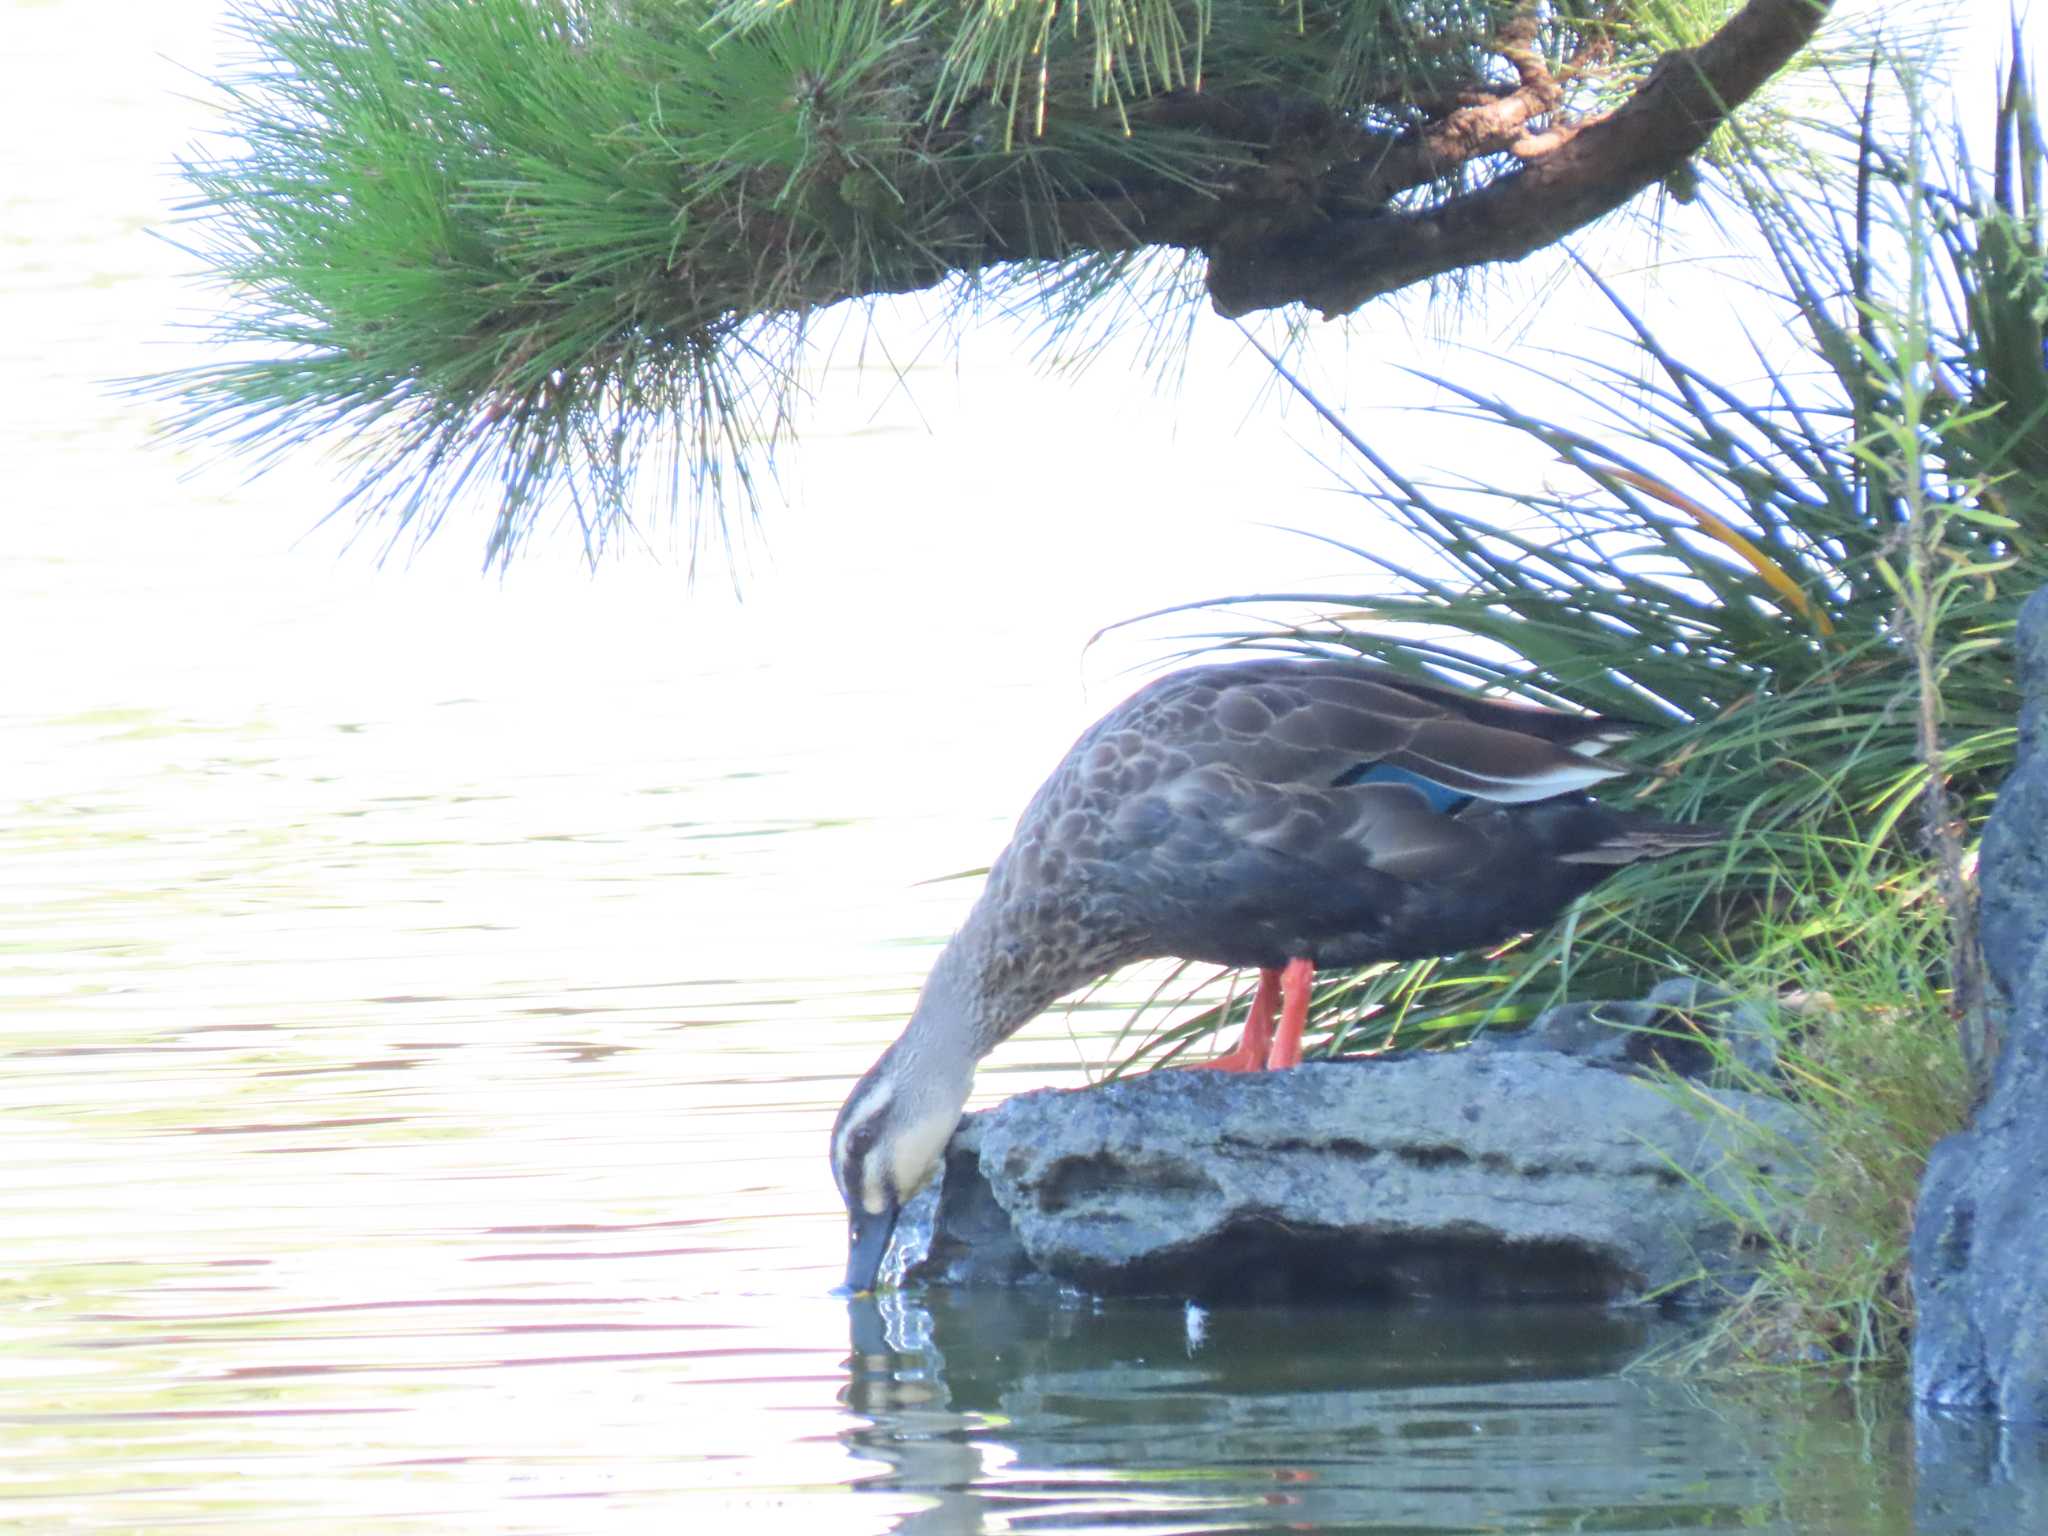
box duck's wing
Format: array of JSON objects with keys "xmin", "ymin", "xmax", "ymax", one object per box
[
  {"xmin": 1105, "ymin": 657, "xmax": 1645, "ymax": 810},
  {"xmin": 1060, "ymin": 661, "xmax": 1666, "ymax": 964},
  {"xmin": 984, "ymin": 658, "xmax": 1700, "ymax": 976}
]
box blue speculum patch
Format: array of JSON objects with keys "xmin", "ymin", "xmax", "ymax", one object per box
[{"xmin": 1332, "ymin": 762, "xmax": 1473, "ymax": 815}]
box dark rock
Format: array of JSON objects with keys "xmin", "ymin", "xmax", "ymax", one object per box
[
  {"xmin": 1912, "ymin": 584, "xmax": 2048, "ymax": 1422},
  {"xmin": 1977, "ymin": 585, "xmax": 2048, "ymax": 994},
  {"xmin": 1476, "ymin": 997, "xmax": 1660, "ymax": 1064},
  {"xmin": 1914, "ymin": 1403, "xmax": 2048, "ymax": 1533},
  {"xmin": 1913, "ymin": 929, "xmax": 2048, "ymax": 1421},
  {"xmin": 896, "ymin": 1052, "xmax": 1805, "ymax": 1303},
  {"xmin": 1644, "ymin": 977, "xmax": 1780, "ymax": 1081},
  {"xmin": 886, "ymin": 1114, "xmax": 1045, "ymax": 1290},
  {"xmin": 1475, "ymin": 975, "xmax": 1778, "ymax": 1082}
]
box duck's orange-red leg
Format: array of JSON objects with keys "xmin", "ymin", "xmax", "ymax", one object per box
[
  {"xmin": 1264, "ymin": 956, "xmax": 1316, "ymax": 1069},
  {"xmin": 1185, "ymin": 967, "xmax": 1280, "ymax": 1072}
]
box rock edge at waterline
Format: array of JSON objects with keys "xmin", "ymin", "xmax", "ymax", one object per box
[
  {"xmin": 1912, "ymin": 584, "xmax": 2048, "ymax": 1423},
  {"xmin": 884, "ymin": 1023, "xmax": 1802, "ymax": 1305}
]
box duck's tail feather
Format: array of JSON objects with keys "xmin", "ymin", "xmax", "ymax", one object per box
[{"xmin": 1553, "ymin": 820, "xmax": 1728, "ymax": 866}]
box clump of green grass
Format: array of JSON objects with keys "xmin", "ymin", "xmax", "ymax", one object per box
[{"xmin": 1660, "ymin": 831, "xmax": 1969, "ymax": 1372}]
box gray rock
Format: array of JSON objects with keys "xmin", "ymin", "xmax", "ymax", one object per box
[
  {"xmin": 898, "ymin": 1051, "xmax": 1806, "ymax": 1304},
  {"xmin": 1912, "ymin": 583, "xmax": 2048, "ymax": 1422}
]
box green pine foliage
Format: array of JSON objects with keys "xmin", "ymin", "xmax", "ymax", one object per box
[{"xmin": 161, "ymin": 0, "xmax": 1728, "ymax": 565}]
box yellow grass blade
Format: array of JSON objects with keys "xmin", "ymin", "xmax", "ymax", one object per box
[{"xmin": 1605, "ymin": 466, "xmax": 1835, "ymax": 636}]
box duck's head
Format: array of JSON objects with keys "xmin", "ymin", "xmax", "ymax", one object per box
[{"xmin": 830, "ymin": 1038, "xmax": 974, "ymax": 1293}]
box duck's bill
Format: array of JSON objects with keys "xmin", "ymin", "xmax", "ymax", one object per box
[{"xmin": 839, "ymin": 1203, "xmax": 900, "ymax": 1295}]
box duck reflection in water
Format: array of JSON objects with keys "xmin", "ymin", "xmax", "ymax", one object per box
[{"xmin": 835, "ymin": 1291, "xmax": 1766, "ymax": 1535}]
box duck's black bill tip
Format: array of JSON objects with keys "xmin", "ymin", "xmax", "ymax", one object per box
[{"xmin": 844, "ymin": 1202, "xmax": 900, "ymax": 1296}]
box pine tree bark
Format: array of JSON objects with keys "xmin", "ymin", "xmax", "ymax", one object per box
[{"xmin": 1203, "ymin": 0, "xmax": 1832, "ymax": 316}]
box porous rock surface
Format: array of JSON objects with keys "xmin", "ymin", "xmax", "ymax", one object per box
[
  {"xmin": 1912, "ymin": 583, "xmax": 2048, "ymax": 1423},
  {"xmin": 890, "ymin": 1042, "xmax": 1803, "ymax": 1305}
]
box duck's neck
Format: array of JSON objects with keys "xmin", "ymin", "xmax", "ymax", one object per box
[
  {"xmin": 901, "ymin": 910, "xmax": 1051, "ymax": 1065},
  {"xmin": 895, "ymin": 858, "xmax": 1129, "ymax": 1083}
]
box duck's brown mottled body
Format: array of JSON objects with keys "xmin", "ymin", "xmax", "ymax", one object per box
[{"xmin": 831, "ymin": 657, "xmax": 1722, "ymax": 1292}]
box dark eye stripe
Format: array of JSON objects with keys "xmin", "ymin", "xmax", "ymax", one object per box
[
  {"xmin": 843, "ymin": 1118, "xmax": 879, "ymax": 1175},
  {"xmin": 833, "ymin": 1105, "xmax": 885, "ymax": 1201}
]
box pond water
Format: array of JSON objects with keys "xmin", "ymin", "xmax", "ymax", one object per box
[
  {"xmin": 8, "ymin": 1, "xmax": 2047, "ymax": 1531},
  {"xmin": 0, "ymin": 645, "xmax": 1944, "ymax": 1534}
]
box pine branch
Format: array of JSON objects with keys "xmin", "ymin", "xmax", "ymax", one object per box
[
  {"xmin": 161, "ymin": 0, "xmax": 1837, "ymax": 564},
  {"xmin": 1207, "ymin": 0, "xmax": 1835, "ymax": 316}
]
